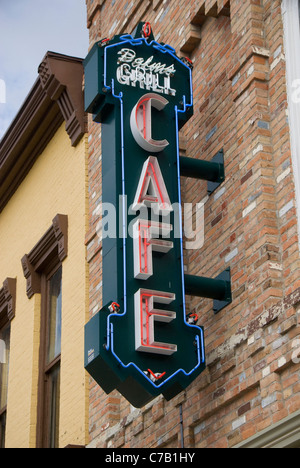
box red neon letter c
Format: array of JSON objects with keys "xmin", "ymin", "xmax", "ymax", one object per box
[{"xmin": 130, "ymin": 93, "xmax": 169, "ymax": 153}]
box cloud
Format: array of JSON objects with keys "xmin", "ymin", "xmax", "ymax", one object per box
[
  {"xmin": 0, "ymin": 78, "xmax": 5, "ymax": 103},
  {"xmin": 0, "ymin": 0, "xmax": 89, "ymax": 139}
]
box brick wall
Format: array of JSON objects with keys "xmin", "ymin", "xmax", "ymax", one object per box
[{"xmin": 85, "ymin": 0, "xmax": 300, "ymax": 448}]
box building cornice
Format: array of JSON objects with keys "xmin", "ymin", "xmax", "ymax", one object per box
[
  {"xmin": 234, "ymin": 410, "xmax": 300, "ymax": 448},
  {"xmin": 0, "ymin": 52, "xmax": 86, "ymax": 213}
]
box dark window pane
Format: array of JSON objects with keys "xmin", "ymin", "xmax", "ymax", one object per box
[
  {"xmin": 0, "ymin": 411, "xmax": 6, "ymax": 449},
  {"xmin": 48, "ymin": 364, "xmax": 60, "ymax": 449}
]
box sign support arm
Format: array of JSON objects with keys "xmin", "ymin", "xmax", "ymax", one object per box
[
  {"xmin": 185, "ymin": 268, "xmax": 232, "ymax": 314},
  {"xmin": 180, "ymin": 149, "xmax": 225, "ymax": 194}
]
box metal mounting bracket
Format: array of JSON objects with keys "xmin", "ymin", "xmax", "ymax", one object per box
[
  {"xmin": 180, "ymin": 149, "xmax": 225, "ymax": 195},
  {"xmin": 184, "ymin": 267, "xmax": 232, "ymax": 314}
]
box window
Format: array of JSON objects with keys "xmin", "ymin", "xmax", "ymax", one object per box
[
  {"xmin": 47, "ymin": 267, "xmax": 62, "ymax": 364},
  {"xmin": 39, "ymin": 264, "xmax": 62, "ymax": 448},
  {"xmin": 21, "ymin": 214, "xmax": 67, "ymax": 448},
  {"xmin": 0, "ymin": 277, "xmax": 16, "ymax": 448},
  {"xmin": 0, "ymin": 323, "xmax": 10, "ymax": 448}
]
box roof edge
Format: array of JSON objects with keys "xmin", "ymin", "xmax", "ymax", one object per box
[{"xmin": 0, "ymin": 51, "xmax": 86, "ymax": 213}]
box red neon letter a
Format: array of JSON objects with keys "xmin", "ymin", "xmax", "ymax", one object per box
[{"xmin": 132, "ymin": 156, "xmax": 172, "ymax": 214}]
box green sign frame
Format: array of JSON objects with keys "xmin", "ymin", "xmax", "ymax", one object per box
[{"xmin": 84, "ymin": 24, "xmax": 207, "ymax": 408}]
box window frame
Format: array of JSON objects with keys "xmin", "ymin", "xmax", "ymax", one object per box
[
  {"xmin": 0, "ymin": 277, "xmax": 16, "ymax": 448},
  {"xmin": 37, "ymin": 261, "xmax": 62, "ymax": 449},
  {"xmin": 0, "ymin": 321, "xmax": 10, "ymax": 447},
  {"xmin": 21, "ymin": 214, "xmax": 68, "ymax": 448}
]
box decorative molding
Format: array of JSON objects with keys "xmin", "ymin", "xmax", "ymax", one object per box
[
  {"xmin": 21, "ymin": 214, "xmax": 68, "ymax": 299},
  {"xmin": 86, "ymin": 0, "xmax": 104, "ymax": 29},
  {"xmin": 234, "ymin": 409, "xmax": 300, "ymax": 448},
  {"xmin": 52, "ymin": 214, "xmax": 68, "ymax": 262},
  {"xmin": 180, "ymin": 24, "xmax": 201, "ymax": 54},
  {"xmin": 0, "ymin": 278, "xmax": 17, "ymax": 323},
  {"xmin": 153, "ymin": 0, "xmax": 164, "ymax": 11},
  {"xmin": 0, "ymin": 53, "xmax": 85, "ymax": 214},
  {"xmin": 38, "ymin": 52, "xmax": 86, "ymax": 146},
  {"xmin": 21, "ymin": 255, "xmax": 41, "ymax": 299},
  {"xmin": 191, "ymin": 1, "xmax": 230, "ymax": 25},
  {"xmin": 180, "ymin": 1, "xmax": 231, "ymax": 54}
]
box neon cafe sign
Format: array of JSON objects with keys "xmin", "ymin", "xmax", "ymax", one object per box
[{"xmin": 84, "ymin": 23, "xmax": 232, "ymax": 408}]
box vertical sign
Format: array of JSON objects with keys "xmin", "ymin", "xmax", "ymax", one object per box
[{"xmin": 84, "ymin": 24, "xmax": 206, "ymax": 408}]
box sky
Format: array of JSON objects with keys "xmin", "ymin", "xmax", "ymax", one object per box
[{"xmin": 0, "ymin": 0, "xmax": 89, "ymax": 140}]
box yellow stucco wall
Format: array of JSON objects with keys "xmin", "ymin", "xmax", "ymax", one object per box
[{"xmin": 0, "ymin": 124, "xmax": 89, "ymax": 448}]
